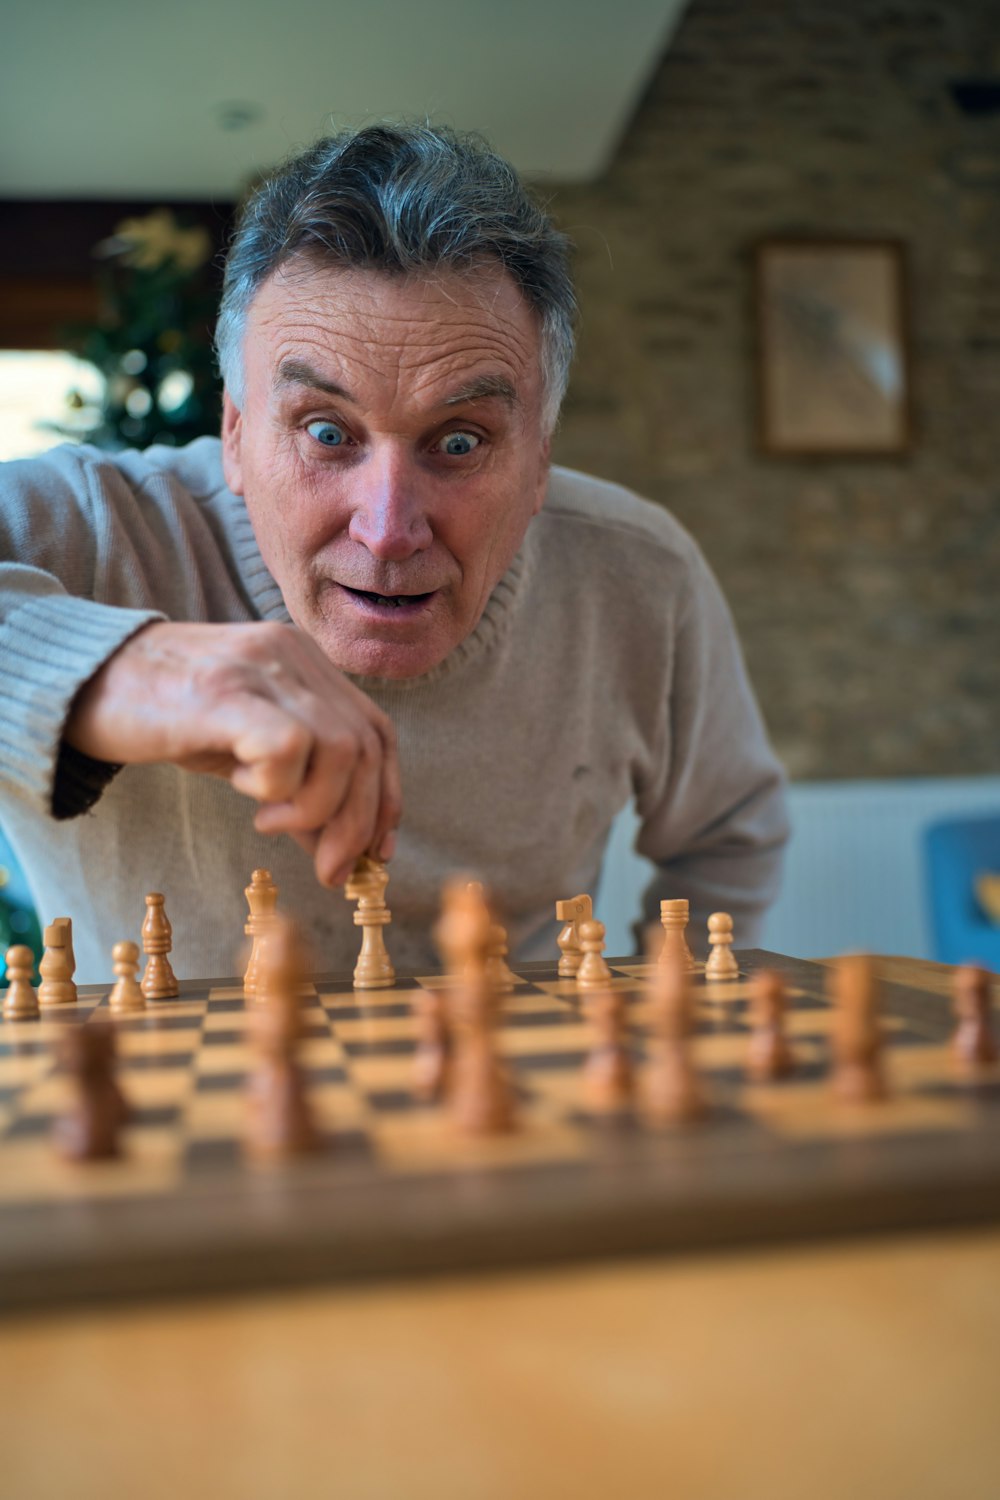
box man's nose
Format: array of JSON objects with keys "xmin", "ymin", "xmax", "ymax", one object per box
[{"xmin": 347, "ymin": 446, "xmax": 433, "ymax": 560}]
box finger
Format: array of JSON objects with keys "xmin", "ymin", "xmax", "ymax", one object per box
[
  {"xmin": 252, "ymin": 715, "xmax": 376, "ymax": 836},
  {"xmin": 372, "ymin": 725, "xmax": 403, "ymax": 860},
  {"xmin": 223, "ymin": 700, "xmax": 314, "ymax": 804},
  {"xmin": 310, "ymin": 759, "xmax": 383, "ymax": 887}
]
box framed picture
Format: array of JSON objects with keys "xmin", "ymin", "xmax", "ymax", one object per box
[{"xmin": 754, "ymin": 238, "xmax": 912, "ymax": 456}]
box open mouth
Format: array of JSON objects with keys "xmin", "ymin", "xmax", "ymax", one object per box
[{"xmin": 341, "ymin": 585, "xmax": 435, "ymax": 611}]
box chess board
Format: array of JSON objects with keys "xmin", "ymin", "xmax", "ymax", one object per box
[{"xmin": 1, "ymin": 950, "xmax": 998, "ymax": 1314}]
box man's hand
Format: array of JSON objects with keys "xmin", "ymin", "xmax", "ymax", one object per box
[{"xmin": 65, "ymin": 620, "xmax": 401, "ymax": 887}]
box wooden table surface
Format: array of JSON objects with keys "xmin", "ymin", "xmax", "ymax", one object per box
[{"xmin": 3, "ymin": 955, "xmax": 999, "ymax": 1500}]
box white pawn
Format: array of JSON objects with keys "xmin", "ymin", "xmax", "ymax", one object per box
[
  {"xmin": 705, "ymin": 912, "xmax": 739, "ymax": 981},
  {"xmin": 109, "ymin": 940, "xmax": 146, "ymax": 1013},
  {"xmin": 576, "ymin": 919, "xmax": 612, "ymax": 990},
  {"xmin": 3, "ymin": 945, "xmax": 39, "ymax": 1020}
]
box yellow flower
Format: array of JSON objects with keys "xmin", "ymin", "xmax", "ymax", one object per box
[{"xmin": 105, "ymin": 209, "xmax": 212, "ymax": 272}]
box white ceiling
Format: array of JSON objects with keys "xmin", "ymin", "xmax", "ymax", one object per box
[{"xmin": 1, "ymin": 0, "xmax": 687, "ymax": 200}]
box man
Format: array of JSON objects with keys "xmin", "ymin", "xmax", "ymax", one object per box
[{"xmin": 0, "ymin": 124, "xmax": 788, "ymax": 981}]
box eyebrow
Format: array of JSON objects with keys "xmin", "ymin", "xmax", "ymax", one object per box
[
  {"xmin": 274, "ymin": 358, "xmax": 355, "ymax": 402},
  {"xmin": 442, "ymin": 374, "xmax": 519, "ymax": 409},
  {"xmin": 274, "ymin": 359, "xmax": 519, "ymax": 411}
]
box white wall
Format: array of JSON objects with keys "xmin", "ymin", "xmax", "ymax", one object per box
[{"xmin": 596, "ymin": 776, "xmax": 1000, "ymax": 961}]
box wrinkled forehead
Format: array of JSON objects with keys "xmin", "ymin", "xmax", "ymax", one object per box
[{"xmin": 245, "ymin": 256, "xmax": 544, "ymax": 389}]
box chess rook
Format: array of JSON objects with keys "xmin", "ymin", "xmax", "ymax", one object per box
[
  {"xmin": 141, "ymin": 893, "xmax": 179, "ymax": 1000},
  {"xmin": 345, "ymin": 856, "xmax": 395, "ymax": 990},
  {"xmin": 38, "ymin": 918, "xmax": 77, "ymax": 1006},
  {"xmin": 658, "ymin": 898, "xmax": 695, "ymax": 972}
]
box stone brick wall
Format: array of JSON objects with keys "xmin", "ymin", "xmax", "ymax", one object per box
[{"xmin": 548, "ymin": 0, "xmax": 1000, "ymax": 779}]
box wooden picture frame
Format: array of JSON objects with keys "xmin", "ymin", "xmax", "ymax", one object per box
[{"xmin": 754, "ymin": 238, "xmax": 912, "ymax": 456}]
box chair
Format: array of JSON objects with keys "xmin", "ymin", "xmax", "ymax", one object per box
[{"xmin": 924, "ymin": 813, "xmax": 1000, "ymax": 970}]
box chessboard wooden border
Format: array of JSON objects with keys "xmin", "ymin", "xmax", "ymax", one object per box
[{"xmin": 2, "ymin": 950, "xmax": 999, "ymax": 1317}]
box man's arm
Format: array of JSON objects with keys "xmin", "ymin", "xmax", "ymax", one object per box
[
  {"xmin": 0, "ymin": 450, "xmax": 400, "ymax": 886},
  {"xmin": 65, "ymin": 619, "xmax": 400, "ymax": 885},
  {"xmin": 634, "ymin": 547, "xmax": 790, "ymax": 950}
]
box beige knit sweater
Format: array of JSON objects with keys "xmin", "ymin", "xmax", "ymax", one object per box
[{"xmin": 0, "ymin": 438, "xmax": 788, "ymax": 982}]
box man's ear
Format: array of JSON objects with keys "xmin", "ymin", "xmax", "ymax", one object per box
[
  {"xmin": 220, "ymin": 391, "xmax": 244, "ymax": 495},
  {"xmin": 532, "ymin": 435, "xmax": 552, "ymax": 516}
]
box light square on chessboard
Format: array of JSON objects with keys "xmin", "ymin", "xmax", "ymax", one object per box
[
  {"xmin": 885, "ymin": 1040, "xmax": 1000, "ymax": 1093},
  {"xmin": 323, "ymin": 982, "xmax": 424, "ymax": 1011},
  {"xmin": 740, "ymin": 1070, "xmax": 972, "ymax": 1139},
  {"xmin": 0, "ymin": 1126, "xmax": 181, "ymax": 1203},
  {"xmin": 495, "ymin": 1020, "xmax": 591, "ymax": 1059},
  {"xmin": 204, "ymin": 982, "xmax": 246, "ymax": 1001},
  {"xmin": 135, "ymin": 998, "xmax": 208, "ymax": 1021},
  {"xmin": 332, "ymin": 1012, "xmax": 420, "ymax": 1047},
  {"xmin": 12, "ymin": 1062, "xmax": 191, "ymax": 1120},
  {"xmin": 184, "ymin": 1077, "xmax": 367, "ymax": 1139},
  {"xmin": 342, "ymin": 1052, "xmax": 416, "ymax": 1095},
  {"xmin": 0, "ymin": 1050, "xmax": 51, "ymax": 1091},
  {"xmin": 371, "ymin": 1093, "xmax": 590, "ymax": 1173}
]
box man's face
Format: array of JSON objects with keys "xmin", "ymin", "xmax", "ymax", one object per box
[{"xmin": 221, "ymin": 260, "xmax": 551, "ymax": 679}]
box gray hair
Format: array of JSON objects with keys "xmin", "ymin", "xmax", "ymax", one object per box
[{"xmin": 215, "ymin": 123, "xmax": 576, "ymax": 433}]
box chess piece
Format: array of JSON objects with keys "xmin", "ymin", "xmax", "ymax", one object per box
[
  {"xmin": 642, "ymin": 951, "xmax": 707, "ymax": 1125},
  {"xmin": 582, "ymin": 985, "xmax": 634, "ymax": 1113},
  {"xmin": 705, "ymin": 912, "xmax": 739, "ymax": 981},
  {"xmin": 466, "ymin": 881, "xmax": 515, "ymax": 992},
  {"xmin": 486, "ymin": 920, "xmax": 516, "ymax": 993},
  {"xmin": 243, "ymin": 868, "xmax": 278, "ymax": 997},
  {"xmin": 746, "ymin": 969, "xmax": 795, "ymax": 1082},
  {"xmin": 345, "ymin": 856, "xmax": 395, "ymax": 989},
  {"xmin": 658, "ymin": 899, "xmax": 695, "ymax": 972},
  {"xmin": 108, "ymin": 940, "xmax": 146, "ymax": 1013},
  {"xmin": 576, "ymin": 918, "xmax": 612, "ymax": 990},
  {"xmin": 556, "ymin": 894, "xmax": 592, "ymax": 978},
  {"xmin": 435, "ymin": 879, "xmax": 516, "ymax": 1134},
  {"xmin": 434, "ymin": 877, "xmax": 493, "ymax": 977},
  {"xmin": 54, "ymin": 1021, "xmax": 130, "ymax": 1161},
  {"xmin": 38, "ymin": 917, "xmax": 77, "ymax": 1006},
  {"xmin": 952, "ymin": 965, "xmax": 998, "ymax": 1069},
  {"xmin": 3, "ymin": 945, "xmax": 39, "ymax": 1019},
  {"xmin": 829, "ymin": 953, "xmax": 888, "ymax": 1103},
  {"xmin": 413, "ymin": 988, "xmax": 452, "ymax": 1102},
  {"xmin": 141, "ymin": 892, "xmax": 179, "ymax": 999},
  {"xmin": 245, "ymin": 917, "xmax": 322, "ymax": 1161}
]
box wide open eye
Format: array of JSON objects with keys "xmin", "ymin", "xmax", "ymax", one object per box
[
  {"xmin": 436, "ymin": 431, "xmax": 480, "ymax": 457},
  {"xmin": 305, "ymin": 420, "xmax": 346, "ymax": 447}
]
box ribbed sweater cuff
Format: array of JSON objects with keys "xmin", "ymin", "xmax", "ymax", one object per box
[{"xmin": 0, "ymin": 594, "xmax": 163, "ymax": 816}]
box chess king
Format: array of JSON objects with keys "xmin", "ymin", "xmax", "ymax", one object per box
[{"xmin": 0, "ymin": 124, "xmax": 788, "ymax": 981}]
